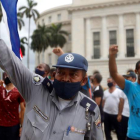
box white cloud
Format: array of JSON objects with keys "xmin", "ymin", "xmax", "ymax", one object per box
[{"xmin": 0, "ymin": 0, "xmax": 72, "ymax": 72}]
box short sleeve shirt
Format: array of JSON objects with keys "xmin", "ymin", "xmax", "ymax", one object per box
[
  {"xmin": 0, "ymin": 86, "xmax": 24, "ymax": 127},
  {"xmin": 103, "ymin": 88, "xmax": 123, "ymax": 115},
  {"xmin": 120, "ymin": 91, "xmax": 129, "ymax": 117},
  {"xmin": 123, "ymin": 80, "xmax": 140, "ymax": 139}
]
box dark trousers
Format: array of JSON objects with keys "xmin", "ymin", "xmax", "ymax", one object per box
[
  {"xmin": 121, "ymin": 115, "xmax": 129, "ymax": 140},
  {"xmin": 0, "ymin": 124, "xmax": 20, "ymax": 140},
  {"xmin": 104, "ymin": 112, "xmax": 122, "ymax": 140}
]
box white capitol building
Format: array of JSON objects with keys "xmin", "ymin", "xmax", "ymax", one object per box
[{"xmin": 36, "ymin": 0, "xmax": 140, "ymax": 87}]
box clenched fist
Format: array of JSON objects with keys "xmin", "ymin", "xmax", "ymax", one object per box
[
  {"xmin": 109, "ymin": 45, "xmax": 118, "ymax": 56},
  {"xmin": 53, "ymin": 47, "xmax": 64, "ymax": 57}
]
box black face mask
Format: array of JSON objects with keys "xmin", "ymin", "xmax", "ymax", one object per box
[
  {"xmin": 53, "ymin": 79, "xmax": 82, "ymax": 100},
  {"xmin": 4, "ymin": 77, "xmax": 11, "ymax": 85},
  {"xmin": 107, "ymin": 82, "xmax": 114, "ymax": 88},
  {"xmin": 35, "ymin": 68, "xmax": 45, "ymax": 77}
]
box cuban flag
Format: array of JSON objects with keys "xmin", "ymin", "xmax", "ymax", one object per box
[{"xmin": 0, "ymin": 0, "xmax": 23, "ymax": 59}]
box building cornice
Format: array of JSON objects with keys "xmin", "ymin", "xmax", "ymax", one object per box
[
  {"xmin": 45, "ymin": 20, "xmax": 71, "ymax": 27},
  {"xmin": 68, "ymin": 0, "xmax": 140, "ymax": 11},
  {"xmin": 40, "ymin": 5, "xmax": 72, "ymax": 17},
  {"xmin": 39, "ymin": 0, "xmax": 140, "ymax": 18}
]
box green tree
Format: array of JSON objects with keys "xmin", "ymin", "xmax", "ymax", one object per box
[
  {"xmin": 48, "ymin": 23, "xmax": 69, "ymax": 48},
  {"xmin": 19, "ymin": 0, "xmax": 40, "ymax": 68},
  {"xmin": 0, "ymin": 4, "xmax": 24, "ymax": 30},
  {"xmin": 20, "ymin": 37, "xmax": 28, "ymax": 56},
  {"xmin": 0, "ymin": 3, "xmax": 2, "ymax": 22},
  {"xmin": 31, "ymin": 25, "xmax": 50, "ymax": 63},
  {"xmin": 17, "ymin": 12, "xmax": 25, "ymax": 30}
]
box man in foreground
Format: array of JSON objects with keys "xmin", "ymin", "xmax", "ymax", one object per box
[
  {"xmin": 109, "ymin": 45, "xmax": 140, "ymax": 140},
  {"xmin": 0, "ymin": 40, "xmax": 103, "ymax": 140}
]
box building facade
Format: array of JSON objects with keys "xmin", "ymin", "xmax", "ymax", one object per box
[{"xmin": 36, "ymin": 0, "xmax": 140, "ymax": 87}]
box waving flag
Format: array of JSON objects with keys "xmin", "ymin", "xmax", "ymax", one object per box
[{"xmin": 1, "ymin": 0, "xmax": 22, "ymax": 59}]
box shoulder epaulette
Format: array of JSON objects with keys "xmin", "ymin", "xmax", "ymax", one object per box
[
  {"xmin": 32, "ymin": 74, "xmax": 43, "ymax": 86},
  {"xmin": 80, "ymin": 97, "xmax": 97, "ymax": 113},
  {"xmin": 42, "ymin": 77, "xmax": 53, "ymax": 93}
]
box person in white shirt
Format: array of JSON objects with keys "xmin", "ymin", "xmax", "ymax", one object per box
[
  {"xmin": 103, "ymin": 77, "xmax": 124, "ymax": 140},
  {"xmin": 121, "ymin": 72, "xmax": 136, "ymax": 140}
]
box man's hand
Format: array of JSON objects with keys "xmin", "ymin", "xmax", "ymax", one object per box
[
  {"xmin": 109, "ymin": 45, "xmax": 118, "ymax": 56},
  {"xmin": 117, "ymin": 114, "xmax": 122, "ymax": 122},
  {"xmin": 19, "ymin": 127, "xmax": 22, "ymax": 137},
  {"xmin": 53, "ymin": 47, "xmax": 64, "ymax": 57}
]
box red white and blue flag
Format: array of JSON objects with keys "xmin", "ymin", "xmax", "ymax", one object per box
[{"xmin": 0, "ymin": 0, "xmax": 23, "ymax": 59}]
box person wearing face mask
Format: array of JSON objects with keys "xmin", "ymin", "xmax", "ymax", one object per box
[
  {"xmin": 0, "ymin": 40, "xmax": 104, "ymax": 140},
  {"xmin": 35, "ymin": 63, "xmax": 50, "ymax": 78},
  {"xmin": 0, "ymin": 74, "xmax": 25, "ymax": 140},
  {"xmin": 53, "ymin": 47, "xmax": 92, "ymax": 98},
  {"xmin": 103, "ymin": 77, "xmax": 124, "ymax": 140}
]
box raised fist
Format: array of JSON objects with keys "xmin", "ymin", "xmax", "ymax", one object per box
[
  {"xmin": 53, "ymin": 47, "xmax": 64, "ymax": 57},
  {"xmin": 109, "ymin": 45, "xmax": 118, "ymax": 56}
]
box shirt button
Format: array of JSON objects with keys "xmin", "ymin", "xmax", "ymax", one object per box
[
  {"xmin": 59, "ymin": 112, "xmax": 61, "ymax": 115},
  {"xmin": 53, "ymin": 131, "xmax": 56, "ymax": 134}
]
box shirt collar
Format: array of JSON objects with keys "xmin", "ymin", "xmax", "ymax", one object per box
[{"xmin": 50, "ymin": 90, "xmax": 82, "ymax": 110}]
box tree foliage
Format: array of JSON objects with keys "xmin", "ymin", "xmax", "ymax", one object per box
[
  {"xmin": 48, "ymin": 23, "xmax": 69, "ymax": 48},
  {"xmin": 19, "ymin": 0, "xmax": 40, "ymax": 68},
  {"xmin": 17, "ymin": 12, "xmax": 25, "ymax": 30},
  {"xmin": 31, "ymin": 25, "xmax": 50, "ymax": 53},
  {"xmin": 19, "ymin": 0, "xmax": 39, "ymax": 20},
  {"xmin": 0, "ymin": 3, "xmax": 2, "ymax": 22},
  {"xmin": 31, "ymin": 23, "xmax": 69, "ymax": 55}
]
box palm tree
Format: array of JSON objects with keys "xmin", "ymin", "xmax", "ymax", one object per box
[
  {"xmin": 20, "ymin": 37, "xmax": 28, "ymax": 56},
  {"xmin": 17, "ymin": 12, "xmax": 25, "ymax": 30},
  {"xmin": 0, "ymin": 3, "xmax": 3, "ymax": 22},
  {"xmin": 0, "ymin": 4, "xmax": 24, "ymax": 30},
  {"xmin": 19, "ymin": 0, "xmax": 40, "ymax": 69},
  {"xmin": 48, "ymin": 23, "xmax": 69, "ymax": 48},
  {"xmin": 31, "ymin": 25, "xmax": 50, "ymax": 63}
]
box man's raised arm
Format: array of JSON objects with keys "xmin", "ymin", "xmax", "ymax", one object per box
[
  {"xmin": 109, "ymin": 45, "xmax": 125, "ymax": 89},
  {"xmin": 0, "ymin": 40, "xmax": 36, "ymax": 102}
]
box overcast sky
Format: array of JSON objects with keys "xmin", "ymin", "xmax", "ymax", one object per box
[{"xmin": 0, "ymin": 0, "xmax": 72, "ymax": 72}]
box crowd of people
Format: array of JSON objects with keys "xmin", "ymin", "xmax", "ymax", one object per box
[
  {"xmin": 89, "ymin": 71, "xmax": 136, "ymax": 140},
  {"xmin": 0, "ymin": 41, "xmax": 140, "ymax": 140}
]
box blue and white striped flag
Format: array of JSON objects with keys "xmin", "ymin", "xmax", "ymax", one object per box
[{"xmin": 1, "ymin": 0, "xmax": 22, "ymax": 59}]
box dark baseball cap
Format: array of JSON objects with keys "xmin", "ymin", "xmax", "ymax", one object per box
[
  {"xmin": 53, "ymin": 53, "xmax": 88, "ymax": 72},
  {"xmin": 123, "ymin": 72, "xmax": 136, "ymax": 79}
]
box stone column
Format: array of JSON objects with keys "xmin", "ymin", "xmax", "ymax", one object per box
[
  {"xmin": 86, "ymin": 18, "xmax": 92, "ymax": 60},
  {"xmin": 118, "ymin": 15, "xmax": 125, "ymax": 58},
  {"xmin": 135, "ymin": 13, "xmax": 140, "ymax": 57},
  {"xmin": 72, "ymin": 17, "xmax": 85, "ymax": 56},
  {"xmin": 101, "ymin": 16, "xmax": 108, "ymax": 59}
]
